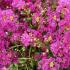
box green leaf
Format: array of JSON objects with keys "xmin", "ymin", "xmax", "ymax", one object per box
[
  {"xmin": 27, "ymin": 17, "xmax": 32, "ymax": 21},
  {"xmin": 8, "ymin": 64, "xmax": 18, "ymax": 70}
]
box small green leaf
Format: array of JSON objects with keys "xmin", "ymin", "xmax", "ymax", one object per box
[{"xmin": 9, "ymin": 64, "xmax": 18, "ymax": 70}]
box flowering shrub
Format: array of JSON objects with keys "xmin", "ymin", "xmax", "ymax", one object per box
[{"xmin": 0, "ymin": 0, "xmax": 70, "ymax": 70}]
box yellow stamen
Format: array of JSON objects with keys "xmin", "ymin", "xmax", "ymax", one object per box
[
  {"xmin": 10, "ymin": 16, "xmax": 14, "ymax": 21},
  {"xmin": 49, "ymin": 61, "xmax": 54, "ymax": 68},
  {"xmin": 53, "ymin": 15, "xmax": 56, "ymax": 20},
  {"xmin": 36, "ymin": 17, "xmax": 40, "ymax": 22},
  {"xmin": 46, "ymin": 49, "xmax": 49, "ymax": 53},
  {"xmin": 48, "ymin": 36, "xmax": 52, "ymax": 41}
]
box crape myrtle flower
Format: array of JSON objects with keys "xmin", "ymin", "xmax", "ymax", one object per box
[
  {"xmin": 0, "ymin": 49, "xmax": 18, "ymax": 67},
  {"xmin": 58, "ymin": 0, "xmax": 70, "ymax": 6},
  {"xmin": 56, "ymin": 0, "xmax": 70, "ymax": 16},
  {"xmin": 0, "ymin": 9, "xmax": 18, "ymax": 24},
  {"xmin": 12, "ymin": 0, "xmax": 25, "ymax": 10},
  {"xmin": 38, "ymin": 57, "xmax": 60, "ymax": 70},
  {"xmin": 11, "ymin": 32, "xmax": 21, "ymax": 42},
  {"xmin": 56, "ymin": 56, "xmax": 70, "ymax": 69},
  {"xmin": 21, "ymin": 32, "xmax": 31, "ymax": 47}
]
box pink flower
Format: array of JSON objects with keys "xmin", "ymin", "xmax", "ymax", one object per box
[
  {"xmin": 38, "ymin": 57, "xmax": 60, "ymax": 70},
  {"xmin": 0, "ymin": 9, "xmax": 18, "ymax": 24},
  {"xmin": 21, "ymin": 32, "xmax": 31, "ymax": 47},
  {"xmin": 12, "ymin": 0, "xmax": 25, "ymax": 10}
]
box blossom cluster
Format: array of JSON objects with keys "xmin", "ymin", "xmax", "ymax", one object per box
[{"xmin": 0, "ymin": 0, "xmax": 70, "ymax": 70}]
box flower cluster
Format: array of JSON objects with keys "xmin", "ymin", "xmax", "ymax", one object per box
[{"xmin": 0, "ymin": 0, "xmax": 70, "ymax": 70}]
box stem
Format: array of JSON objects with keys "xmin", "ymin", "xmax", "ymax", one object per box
[
  {"xmin": 29, "ymin": 47, "xmax": 32, "ymax": 57},
  {"xmin": 26, "ymin": 64, "xmax": 28, "ymax": 70},
  {"xmin": 19, "ymin": 58, "xmax": 31, "ymax": 60}
]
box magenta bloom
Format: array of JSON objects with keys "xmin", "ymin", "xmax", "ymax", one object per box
[
  {"xmin": 56, "ymin": 56, "xmax": 70, "ymax": 69},
  {"xmin": 58, "ymin": 0, "xmax": 70, "ymax": 6},
  {"xmin": 21, "ymin": 32, "xmax": 31, "ymax": 47},
  {"xmin": 0, "ymin": 9, "xmax": 18, "ymax": 24},
  {"xmin": 38, "ymin": 57, "xmax": 60, "ymax": 70},
  {"xmin": 12, "ymin": 0, "xmax": 25, "ymax": 10}
]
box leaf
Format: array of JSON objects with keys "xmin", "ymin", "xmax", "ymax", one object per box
[
  {"xmin": 9, "ymin": 64, "xmax": 18, "ymax": 70},
  {"xmin": 18, "ymin": 58, "xmax": 27, "ymax": 64}
]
